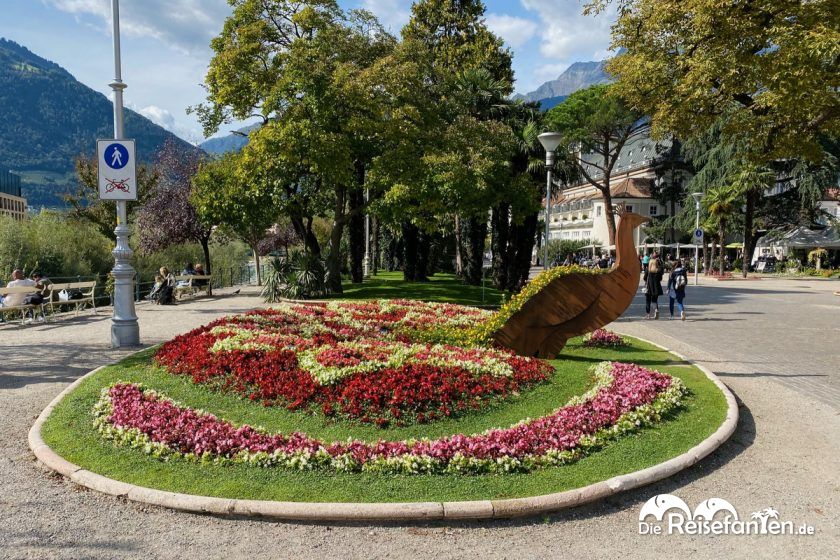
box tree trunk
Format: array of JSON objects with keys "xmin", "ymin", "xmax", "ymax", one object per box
[
  {"xmin": 371, "ymin": 216, "xmax": 379, "ymax": 276},
  {"xmin": 326, "ymin": 222, "xmax": 344, "ymax": 293},
  {"xmin": 416, "ymin": 229, "xmax": 430, "ymax": 282},
  {"xmin": 490, "ymin": 203, "xmax": 510, "ymax": 290},
  {"xmin": 742, "ymin": 189, "xmax": 757, "ymax": 278},
  {"xmin": 463, "ymin": 214, "xmax": 487, "ymax": 285},
  {"xmin": 601, "ymin": 188, "xmax": 618, "ymax": 245},
  {"xmin": 703, "ymin": 237, "xmax": 710, "ymax": 274},
  {"xmin": 200, "ymin": 236, "xmax": 213, "ymax": 295},
  {"xmin": 506, "ymin": 211, "xmax": 538, "ymax": 292},
  {"xmin": 348, "ymin": 189, "xmax": 365, "ymax": 284},
  {"xmin": 453, "ymin": 214, "xmax": 463, "ymax": 276},
  {"xmin": 290, "ymin": 215, "xmax": 321, "ymax": 256},
  {"xmin": 402, "ymin": 221, "xmax": 419, "ymax": 281},
  {"xmin": 253, "ymin": 247, "xmax": 262, "ymax": 286},
  {"xmin": 719, "ymin": 219, "xmax": 726, "ymax": 276},
  {"xmin": 669, "ymin": 199, "xmax": 677, "ymax": 243},
  {"xmin": 708, "ymin": 235, "xmax": 716, "ymax": 276}
]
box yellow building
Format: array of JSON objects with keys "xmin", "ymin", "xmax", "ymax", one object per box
[{"xmin": 0, "ymin": 168, "xmax": 27, "ymax": 220}]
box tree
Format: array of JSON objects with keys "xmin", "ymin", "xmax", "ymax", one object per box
[
  {"xmin": 136, "ymin": 139, "xmax": 215, "ymax": 290},
  {"xmin": 376, "ymin": 0, "xmax": 515, "ymax": 286},
  {"xmin": 191, "ymin": 153, "xmax": 278, "ymax": 286},
  {"xmin": 546, "ymin": 84, "xmax": 646, "ymax": 244},
  {"xmin": 704, "ymin": 185, "xmax": 741, "ymax": 276},
  {"xmin": 65, "ymin": 154, "xmax": 159, "ymax": 240},
  {"xmin": 589, "ymin": 0, "xmax": 840, "ymax": 163},
  {"xmin": 196, "ymin": 2, "xmax": 396, "ymax": 293}
]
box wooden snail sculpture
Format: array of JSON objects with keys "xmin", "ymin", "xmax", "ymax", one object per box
[{"xmin": 493, "ymin": 208, "xmax": 649, "ymax": 359}]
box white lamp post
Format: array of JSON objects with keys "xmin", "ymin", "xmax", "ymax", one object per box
[
  {"xmin": 538, "ymin": 132, "xmax": 563, "ymax": 270},
  {"xmin": 692, "ymin": 192, "xmax": 703, "ymax": 286},
  {"xmin": 108, "ymin": 0, "xmax": 139, "ymax": 347}
]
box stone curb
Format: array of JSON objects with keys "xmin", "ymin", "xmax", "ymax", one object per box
[{"xmin": 29, "ymin": 341, "xmax": 738, "ymax": 522}]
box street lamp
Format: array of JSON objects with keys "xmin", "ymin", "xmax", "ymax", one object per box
[
  {"xmin": 108, "ymin": 0, "xmax": 139, "ymax": 347},
  {"xmin": 691, "ymin": 191, "xmax": 703, "ymax": 286},
  {"xmin": 539, "ymin": 132, "xmax": 563, "ymax": 270}
]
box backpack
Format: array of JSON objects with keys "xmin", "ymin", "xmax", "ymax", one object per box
[
  {"xmin": 23, "ymin": 293, "xmax": 45, "ymax": 305},
  {"xmin": 675, "ymin": 272, "xmax": 687, "ymax": 289}
]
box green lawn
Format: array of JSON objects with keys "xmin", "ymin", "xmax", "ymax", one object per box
[
  {"xmin": 338, "ymin": 271, "xmax": 506, "ymax": 306},
  {"xmin": 41, "ymin": 336, "xmax": 728, "ymax": 503}
]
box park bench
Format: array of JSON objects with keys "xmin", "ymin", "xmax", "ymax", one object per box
[
  {"xmin": 46, "ymin": 281, "xmax": 97, "ymax": 316},
  {"xmin": 173, "ymin": 275, "xmax": 212, "ymax": 300},
  {"xmin": 0, "ymin": 286, "xmax": 48, "ymax": 325}
]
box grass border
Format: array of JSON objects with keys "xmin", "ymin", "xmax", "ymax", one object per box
[{"xmin": 30, "ymin": 336, "xmax": 737, "ymax": 521}]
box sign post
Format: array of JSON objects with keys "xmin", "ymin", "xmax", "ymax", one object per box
[{"xmin": 104, "ymin": 0, "xmax": 139, "ymax": 347}]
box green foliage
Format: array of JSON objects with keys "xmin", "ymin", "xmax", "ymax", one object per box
[
  {"xmin": 0, "ymin": 211, "xmax": 112, "ymax": 278},
  {"xmin": 545, "ymin": 239, "xmax": 592, "ymax": 265},
  {"xmin": 261, "ymin": 250, "xmax": 330, "ymax": 302},
  {"xmin": 592, "ymin": 0, "xmax": 840, "ymax": 162},
  {"xmin": 545, "ymin": 84, "xmax": 646, "ymax": 243},
  {"xmin": 191, "ymin": 152, "xmax": 278, "ymax": 249}
]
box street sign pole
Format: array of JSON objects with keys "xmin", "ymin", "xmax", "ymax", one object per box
[{"xmin": 108, "ymin": 0, "xmax": 139, "ymax": 347}]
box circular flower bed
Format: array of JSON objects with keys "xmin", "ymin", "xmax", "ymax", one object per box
[{"xmin": 154, "ymin": 300, "xmax": 552, "ymax": 427}]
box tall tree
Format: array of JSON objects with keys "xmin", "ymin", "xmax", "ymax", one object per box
[
  {"xmin": 136, "ymin": 139, "xmax": 215, "ymax": 290},
  {"xmin": 191, "ymin": 153, "xmax": 278, "ymax": 286},
  {"xmin": 195, "ymin": 2, "xmax": 396, "ymax": 293},
  {"xmin": 380, "ymin": 0, "xmax": 515, "ymax": 285},
  {"xmin": 704, "ymin": 185, "xmax": 741, "ymax": 276},
  {"xmin": 546, "ymin": 84, "xmax": 646, "ymax": 244},
  {"xmin": 589, "ymin": 0, "xmax": 840, "ymax": 163}
]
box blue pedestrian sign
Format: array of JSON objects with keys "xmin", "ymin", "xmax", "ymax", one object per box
[
  {"xmin": 693, "ymin": 228, "xmax": 704, "ymax": 242},
  {"xmin": 97, "ymin": 139, "xmax": 137, "ymax": 201},
  {"xmin": 104, "ymin": 143, "xmax": 129, "ymax": 170}
]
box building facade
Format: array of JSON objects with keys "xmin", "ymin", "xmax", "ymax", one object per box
[
  {"xmin": 542, "ymin": 128, "xmax": 688, "ymax": 248},
  {"xmin": 0, "ymin": 168, "xmax": 27, "ymax": 220}
]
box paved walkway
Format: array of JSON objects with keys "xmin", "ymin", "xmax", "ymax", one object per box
[{"xmin": 1, "ymin": 282, "xmax": 838, "ymax": 559}]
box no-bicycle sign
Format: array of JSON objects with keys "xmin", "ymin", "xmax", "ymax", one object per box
[{"xmin": 97, "ymin": 139, "xmax": 137, "ymax": 201}]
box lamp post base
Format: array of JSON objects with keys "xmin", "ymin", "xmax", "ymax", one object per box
[{"xmin": 111, "ymin": 320, "xmax": 140, "ymax": 348}]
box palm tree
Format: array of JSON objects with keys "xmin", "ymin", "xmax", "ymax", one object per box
[
  {"xmin": 730, "ymin": 163, "xmax": 775, "ymax": 277},
  {"xmin": 704, "ymin": 185, "xmax": 741, "ymax": 276}
]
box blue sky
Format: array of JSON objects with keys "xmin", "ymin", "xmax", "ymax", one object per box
[{"xmin": 2, "ymin": 1, "xmax": 616, "ymax": 144}]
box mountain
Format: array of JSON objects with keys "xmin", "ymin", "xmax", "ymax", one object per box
[
  {"xmin": 0, "ymin": 38, "xmax": 197, "ymax": 208},
  {"xmin": 516, "ymin": 60, "xmax": 611, "ymax": 106},
  {"xmin": 199, "ymin": 122, "xmax": 261, "ymax": 154}
]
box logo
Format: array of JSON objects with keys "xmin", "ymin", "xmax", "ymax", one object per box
[{"xmin": 638, "ymin": 494, "xmax": 815, "ymax": 536}]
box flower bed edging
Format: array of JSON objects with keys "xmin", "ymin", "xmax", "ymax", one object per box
[{"xmin": 29, "ymin": 343, "xmax": 738, "ymax": 521}]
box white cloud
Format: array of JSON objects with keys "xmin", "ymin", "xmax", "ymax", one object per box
[
  {"xmin": 361, "ymin": 0, "xmax": 412, "ymax": 34},
  {"xmin": 485, "ymin": 13, "xmax": 538, "ymax": 49},
  {"xmin": 44, "ymin": 0, "xmax": 230, "ymax": 56},
  {"xmin": 127, "ymin": 102, "xmax": 201, "ymax": 144},
  {"xmin": 520, "ymin": 0, "xmax": 615, "ymax": 62}
]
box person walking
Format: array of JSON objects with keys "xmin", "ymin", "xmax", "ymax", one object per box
[
  {"xmin": 643, "ymin": 253, "xmax": 664, "ymax": 319},
  {"xmin": 667, "ymin": 258, "xmax": 689, "ymax": 320}
]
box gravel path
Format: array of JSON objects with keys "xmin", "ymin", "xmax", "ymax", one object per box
[{"xmin": 1, "ymin": 282, "xmax": 838, "ymax": 559}]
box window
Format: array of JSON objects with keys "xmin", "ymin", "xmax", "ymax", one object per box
[
  {"xmin": 649, "ymin": 205, "xmax": 658, "ymax": 216},
  {"xmin": 596, "ymin": 206, "xmax": 602, "ymax": 217},
  {"xmin": 626, "ymin": 205, "xmax": 633, "ymax": 213}
]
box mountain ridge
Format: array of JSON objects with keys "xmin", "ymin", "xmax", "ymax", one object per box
[
  {"xmin": 516, "ymin": 60, "xmax": 611, "ymax": 105},
  {"xmin": 0, "ymin": 38, "xmax": 197, "ymax": 208}
]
